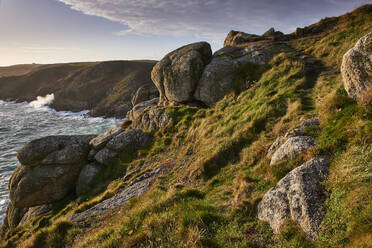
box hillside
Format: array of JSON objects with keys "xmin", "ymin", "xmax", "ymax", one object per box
[
  {"xmin": 0, "ymin": 4, "xmax": 371, "ymax": 248},
  {"xmin": 0, "ymin": 60, "xmax": 157, "ymax": 118},
  {"xmin": 0, "ymin": 64, "xmax": 42, "ymax": 78}
]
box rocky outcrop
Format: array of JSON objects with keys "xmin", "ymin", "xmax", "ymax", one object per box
[
  {"xmin": 224, "ymin": 31, "xmax": 265, "ymax": 47},
  {"xmin": 10, "ymin": 135, "xmax": 95, "ymax": 208},
  {"xmin": 262, "ymin": 28, "xmax": 284, "ymax": 39},
  {"xmin": 91, "ymin": 129, "xmax": 150, "ymax": 166},
  {"xmin": 2, "ymin": 126, "xmax": 152, "ymax": 235},
  {"xmin": 76, "ymin": 162, "xmax": 102, "ymax": 196},
  {"xmin": 17, "ymin": 135, "xmax": 94, "ymax": 166},
  {"xmin": 194, "ymin": 42, "xmax": 287, "ymax": 106},
  {"xmin": 258, "ymin": 156, "xmax": 329, "ymax": 240},
  {"xmin": 341, "ymin": 32, "xmax": 372, "ymax": 100},
  {"xmin": 0, "ymin": 203, "xmax": 27, "ymax": 237},
  {"xmin": 127, "ymin": 98, "xmax": 169, "ymax": 131},
  {"xmin": 151, "ymin": 42, "xmax": 212, "ymax": 104},
  {"xmin": 90, "ymin": 127, "xmax": 125, "ymax": 151},
  {"xmin": 70, "ymin": 168, "xmax": 161, "ymax": 222},
  {"xmin": 194, "ymin": 55, "xmax": 239, "ymax": 106},
  {"xmin": 131, "ymin": 84, "xmax": 159, "ymax": 106},
  {"xmin": 0, "ymin": 202, "xmax": 52, "ymax": 238},
  {"xmin": 19, "ymin": 204, "xmax": 52, "ymax": 226},
  {"xmin": 270, "ymin": 136, "xmax": 316, "ymax": 164}
]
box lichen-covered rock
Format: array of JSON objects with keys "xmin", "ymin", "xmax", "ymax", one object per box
[
  {"xmin": 224, "ymin": 30, "xmax": 264, "ymax": 47},
  {"xmin": 9, "ymin": 135, "xmax": 95, "ymax": 208},
  {"xmin": 17, "ymin": 135, "xmax": 95, "ymax": 166},
  {"xmin": 267, "ymin": 128, "xmax": 305, "ymax": 159},
  {"xmin": 106, "ymin": 129, "xmax": 150, "ymax": 151},
  {"xmin": 94, "ymin": 148, "xmax": 118, "ymax": 166},
  {"xmin": 270, "ymin": 136, "xmax": 316, "ymax": 164},
  {"xmin": 341, "ymin": 32, "xmax": 372, "ymax": 100},
  {"xmin": 19, "ymin": 204, "xmax": 52, "ymax": 225},
  {"xmin": 89, "ymin": 127, "xmax": 125, "ymax": 150},
  {"xmin": 127, "ymin": 98, "xmax": 169, "ymax": 131},
  {"xmin": 9, "ymin": 163, "xmax": 82, "ymax": 208},
  {"xmin": 76, "ymin": 162, "xmax": 102, "ymax": 196},
  {"xmin": 151, "ymin": 42, "xmax": 212, "ymax": 104},
  {"xmin": 1, "ymin": 203, "xmax": 52, "ymax": 237},
  {"xmin": 0, "ymin": 203, "xmax": 26, "ymax": 238},
  {"xmin": 194, "ymin": 39, "xmax": 289, "ymax": 106},
  {"xmin": 70, "ymin": 168, "xmax": 161, "ymax": 223},
  {"xmin": 258, "ymin": 156, "xmax": 329, "ymax": 240},
  {"xmin": 194, "ymin": 55, "xmax": 239, "ymax": 106},
  {"xmin": 131, "ymin": 84, "xmax": 159, "ymax": 106}
]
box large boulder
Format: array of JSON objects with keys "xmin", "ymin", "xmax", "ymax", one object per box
[
  {"xmin": 151, "ymin": 42, "xmax": 212, "ymax": 104},
  {"xmin": 195, "ymin": 41, "xmax": 288, "ymax": 106},
  {"xmin": 258, "ymin": 156, "xmax": 329, "ymax": 240},
  {"xmin": 9, "ymin": 163, "xmax": 82, "ymax": 208},
  {"xmin": 17, "ymin": 135, "xmax": 95, "ymax": 166},
  {"xmin": 127, "ymin": 98, "xmax": 169, "ymax": 131},
  {"xmin": 131, "ymin": 84, "xmax": 159, "ymax": 106},
  {"xmin": 270, "ymin": 136, "xmax": 316, "ymax": 165},
  {"xmin": 10, "ymin": 135, "xmax": 95, "ymax": 208},
  {"xmin": 341, "ymin": 32, "xmax": 372, "ymax": 100},
  {"xmin": 194, "ymin": 55, "xmax": 239, "ymax": 106}
]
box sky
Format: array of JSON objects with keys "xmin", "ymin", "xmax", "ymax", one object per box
[{"xmin": 0, "ymin": 0, "xmax": 370, "ymax": 66}]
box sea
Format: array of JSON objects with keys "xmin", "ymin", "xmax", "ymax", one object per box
[{"xmin": 0, "ymin": 94, "xmax": 122, "ymax": 223}]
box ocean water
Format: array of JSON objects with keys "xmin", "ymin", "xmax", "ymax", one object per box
[{"xmin": 0, "ymin": 98, "xmax": 122, "ymax": 223}]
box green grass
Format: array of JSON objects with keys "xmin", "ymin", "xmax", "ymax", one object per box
[{"xmin": 2, "ymin": 5, "xmax": 371, "ymax": 248}]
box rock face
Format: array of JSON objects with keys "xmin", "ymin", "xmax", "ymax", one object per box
[
  {"xmin": 10, "ymin": 135, "xmax": 95, "ymax": 208},
  {"xmin": 151, "ymin": 42, "xmax": 212, "ymax": 104},
  {"xmin": 76, "ymin": 162, "xmax": 102, "ymax": 196},
  {"xmin": 127, "ymin": 98, "xmax": 169, "ymax": 131},
  {"xmin": 270, "ymin": 136, "xmax": 316, "ymax": 164},
  {"xmin": 90, "ymin": 127, "xmax": 125, "ymax": 150},
  {"xmin": 131, "ymin": 84, "xmax": 159, "ymax": 106},
  {"xmin": 70, "ymin": 168, "xmax": 161, "ymax": 222},
  {"xmin": 258, "ymin": 156, "xmax": 329, "ymax": 240},
  {"xmin": 194, "ymin": 42, "xmax": 285, "ymax": 106},
  {"xmin": 341, "ymin": 32, "xmax": 372, "ymax": 100},
  {"xmin": 194, "ymin": 55, "xmax": 239, "ymax": 106},
  {"xmin": 92, "ymin": 129, "xmax": 150, "ymax": 166}
]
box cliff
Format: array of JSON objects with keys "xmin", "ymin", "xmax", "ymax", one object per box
[
  {"xmin": 0, "ymin": 60, "xmax": 157, "ymax": 118},
  {"xmin": 0, "ymin": 4, "xmax": 371, "ymax": 248}
]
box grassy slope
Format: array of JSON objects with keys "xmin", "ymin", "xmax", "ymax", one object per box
[{"xmin": 1, "ymin": 5, "xmax": 371, "ymax": 248}]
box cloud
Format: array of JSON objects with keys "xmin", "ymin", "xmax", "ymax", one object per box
[{"xmin": 57, "ymin": 0, "xmax": 370, "ymax": 44}]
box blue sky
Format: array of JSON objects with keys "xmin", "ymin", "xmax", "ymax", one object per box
[{"xmin": 0, "ymin": 0, "xmax": 370, "ymax": 66}]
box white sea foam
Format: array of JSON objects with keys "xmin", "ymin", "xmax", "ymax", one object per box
[{"xmin": 29, "ymin": 93, "xmax": 55, "ymax": 108}]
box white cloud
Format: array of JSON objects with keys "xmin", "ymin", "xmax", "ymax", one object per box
[{"xmin": 57, "ymin": 0, "xmax": 371, "ymax": 44}]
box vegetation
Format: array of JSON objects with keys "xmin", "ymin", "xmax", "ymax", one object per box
[{"xmin": 1, "ymin": 4, "xmax": 371, "ymax": 248}]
